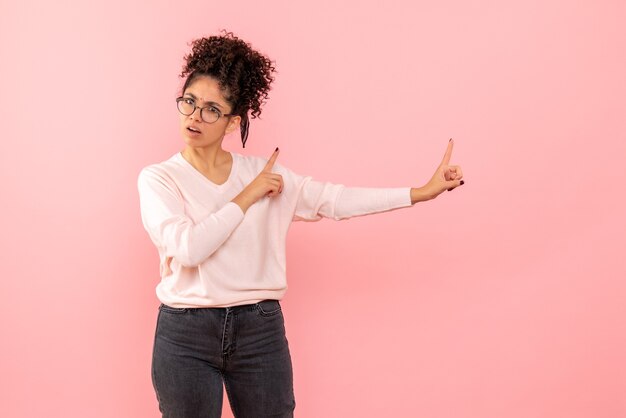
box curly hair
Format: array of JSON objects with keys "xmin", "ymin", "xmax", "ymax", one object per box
[{"xmin": 179, "ymin": 30, "xmax": 277, "ymax": 148}]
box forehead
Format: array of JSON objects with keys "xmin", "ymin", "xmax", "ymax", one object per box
[{"xmin": 184, "ymin": 76, "xmax": 229, "ymax": 106}]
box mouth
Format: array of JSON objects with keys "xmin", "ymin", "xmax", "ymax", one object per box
[{"xmin": 187, "ymin": 125, "xmax": 202, "ymax": 134}]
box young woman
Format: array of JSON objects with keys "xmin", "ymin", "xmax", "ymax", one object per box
[{"xmin": 137, "ymin": 30, "xmax": 464, "ymax": 418}]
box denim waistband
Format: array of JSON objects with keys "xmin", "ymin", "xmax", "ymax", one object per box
[{"xmin": 160, "ymin": 299, "xmax": 280, "ymax": 313}]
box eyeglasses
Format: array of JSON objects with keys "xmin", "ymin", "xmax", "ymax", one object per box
[{"xmin": 175, "ymin": 96, "xmax": 235, "ymax": 123}]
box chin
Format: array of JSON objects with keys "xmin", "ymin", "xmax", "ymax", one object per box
[{"xmin": 182, "ymin": 130, "xmax": 202, "ymax": 140}]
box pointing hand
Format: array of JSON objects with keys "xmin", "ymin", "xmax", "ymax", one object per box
[
  {"xmin": 230, "ymin": 147, "xmax": 284, "ymax": 214},
  {"xmin": 423, "ymin": 139, "xmax": 465, "ymax": 199},
  {"xmin": 262, "ymin": 147, "xmax": 283, "ymax": 198}
]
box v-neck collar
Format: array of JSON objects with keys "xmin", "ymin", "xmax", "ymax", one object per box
[{"xmin": 175, "ymin": 151, "xmax": 238, "ymax": 191}]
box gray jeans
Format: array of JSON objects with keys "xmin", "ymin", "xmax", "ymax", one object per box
[{"xmin": 151, "ymin": 300, "xmax": 296, "ymax": 417}]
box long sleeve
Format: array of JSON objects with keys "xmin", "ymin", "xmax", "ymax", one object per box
[
  {"xmin": 333, "ymin": 186, "xmax": 413, "ymax": 219},
  {"xmin": 137, "ymin": 167, "xmax": 245, "ymax": 267},
  {"xmin": 277, "ymin": 163, "xmax": 413, "ymax": 222}
]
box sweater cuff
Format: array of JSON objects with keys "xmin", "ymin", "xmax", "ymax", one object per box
[
  {"xmin": 221, "ymin": 201, "xmax": 246, "ymax": 224},
  {"xmin": 386, "ymin": 187, "xmax": 413, "ymax": 208}
]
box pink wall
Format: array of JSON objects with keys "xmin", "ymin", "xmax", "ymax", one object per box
[{"xmin": 1, "ymin": 0, "xmax": 625, "ymax": 417}]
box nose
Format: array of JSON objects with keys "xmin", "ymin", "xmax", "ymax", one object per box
[{"xmin": 189, "ymin": 106, "xmax": 203, "ymax": 122}]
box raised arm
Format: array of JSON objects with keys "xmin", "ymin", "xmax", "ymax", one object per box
[
  {"xmin": 285, "ymin": 138, "xmax": 464, "ymax": 221},
  {"xmin": 280, "ymin": 168, "xmax": 413, "ymax": 222},
  {"xmin": 137, "ymin": 167, "xmax": 245, "ymax": 267}
]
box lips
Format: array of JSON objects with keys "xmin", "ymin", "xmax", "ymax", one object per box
[{"xmin": 187, "ymin": 125, "xmax": 202, "ymax": 133}]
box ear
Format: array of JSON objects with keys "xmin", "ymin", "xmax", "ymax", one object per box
[{"xmin": 225, "ymin": 115, "xmax": 241, "ymax": 135}]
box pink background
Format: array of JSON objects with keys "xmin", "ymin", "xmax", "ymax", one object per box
[{"xmin": 1, "ymin": 0, "xmax": 625, "ymax": 417}]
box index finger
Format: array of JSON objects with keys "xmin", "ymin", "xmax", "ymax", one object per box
[
  {"xmin": 263, "ymin": 147, "xmax": 280, "ymax": 172},
  {"xmin": 441, "ymin": 138, "xmax": 454, "ymax": 166}
]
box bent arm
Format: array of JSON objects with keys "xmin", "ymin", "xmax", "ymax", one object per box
[{"xmin": 137, "ymin": 168, "xmax": 245, "ymax": 267}]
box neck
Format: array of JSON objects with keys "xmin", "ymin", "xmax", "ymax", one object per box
[{"xmin": 181, "ymin": 146, "xmax": 230, "ymax": 171}]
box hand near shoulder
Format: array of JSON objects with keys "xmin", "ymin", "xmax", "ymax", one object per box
[{"xmin": 231, "ymin": 147, "xmax": 284, "ymax": 214}]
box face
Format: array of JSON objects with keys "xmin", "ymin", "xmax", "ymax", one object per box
[{"xmin": 179, "ymin": 76, "xmax": 240, "ymax": 148}]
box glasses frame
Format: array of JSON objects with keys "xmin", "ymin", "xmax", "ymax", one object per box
[{"xmin": 175, "ymin": 96, "xmax": 235, "ymax": 124}]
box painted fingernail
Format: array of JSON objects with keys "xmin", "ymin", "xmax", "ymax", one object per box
[
  {"xmin": 460, "ymin": 180, "xmax": 465, "ymax": 185},
  {"xmin": 449, "ymin": 138, "xmax": 452, "ymax": 142},
  {"xmin": 275, "ymin": 147, "xmax": 279, "ymax": 151}
]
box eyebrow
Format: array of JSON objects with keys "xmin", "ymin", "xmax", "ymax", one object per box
[{"xmin": 184, "ymin": 92, "xmax": 224, "ymax": 109}]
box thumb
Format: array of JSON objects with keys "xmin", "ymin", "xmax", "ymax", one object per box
[{"xmin": 446, "ymin": 179, "xmax": 465, "ymax": 191}]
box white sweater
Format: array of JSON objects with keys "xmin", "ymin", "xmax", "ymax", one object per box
[{"xmin": 137, "ymin": 151, "xmax": 413, "ymax": 308}]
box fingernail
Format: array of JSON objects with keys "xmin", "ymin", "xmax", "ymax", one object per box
[
  {"xmin": 460, "ymin": 180, "xmax": 465, "ymax": 185},
  {"xmin": 449, "ymin": 138, "xmax": 452, "ymax": 142},
  {"xmin": 275, "ymin": 147, "xmax": 279, "ymax": 151}
]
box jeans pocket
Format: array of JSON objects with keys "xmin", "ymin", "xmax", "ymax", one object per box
[
  {"xmin": 256, "ymin": 300, "xmax": 282, "ymax": 317},
  {"xmin": 159, "ymin": 303, "xmax": 189, "ymax": 314}
]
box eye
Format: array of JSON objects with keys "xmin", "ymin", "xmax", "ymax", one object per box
[
  {"xmin": 208, "ymin": 107, "xmax": 220, "ymax": 114},
  {"xmin": 183, "ymin": 98, "xmax": 195, "ymax": 105}
]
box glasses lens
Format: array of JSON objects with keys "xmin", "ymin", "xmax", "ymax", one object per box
[
  {"xmin": 177, "ymin": 98, "xmax": 194, "ymax": 115},
  {"xmin": 201, "ymin": 108, "xmax": 220, "ymax": 123}
]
